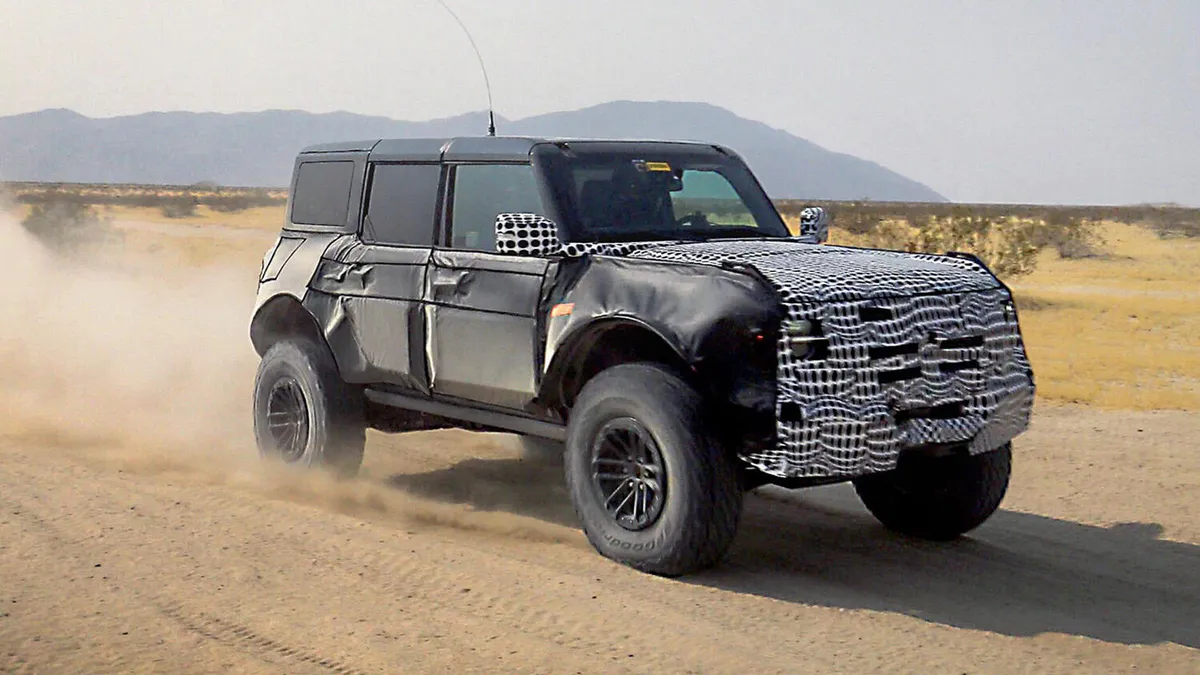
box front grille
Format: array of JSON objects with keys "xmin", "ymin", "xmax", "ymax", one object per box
[
  {"xmin": 868, "ymin": 343, "xmax": 920, "ymax": 360},
  {"xmin": 748, "ymin": 289, "xmax": 1035, "ymax": 479},
  {"xmin": 940, "ymin": 359, "xmax": 980, "ymax": 374},
  {"xmin": 878, "ymin": 366, "xmax": 922, "ymax": 384},
  {"xmin": 941, "ymin": 335, "xmax": 985, "ymax": 350}
]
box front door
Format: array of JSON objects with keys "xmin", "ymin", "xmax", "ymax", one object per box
[{"xmin": 426, "ymin": 163, "xmax": 551, "ymax": 410}]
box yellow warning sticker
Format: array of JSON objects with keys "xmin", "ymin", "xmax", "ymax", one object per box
[{"xmin": 643, "ymin": 161, "xmax": 672, "ymax": 172}]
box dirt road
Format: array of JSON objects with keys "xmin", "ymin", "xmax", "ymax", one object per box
[
  {"xmin": 1, "ymin": 214, "xmax": 1197, "ymax": 673},
  {"xmin": 1, "ymin": 405, "xmax": 1197, "ymax": 674}
]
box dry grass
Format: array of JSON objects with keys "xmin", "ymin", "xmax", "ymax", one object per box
[
  {"xmin": 101, "ymin": 204, "xmax": 287, "ymax": 230},
  {"xmin": 1009, "ymin": 222, "xmax": 1200, "ymax": 411}
]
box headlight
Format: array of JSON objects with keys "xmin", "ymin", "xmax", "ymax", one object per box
[
  {"xmin": 783, "ymin": 319, "xmax": 815, "ymax": 336},
  {"xmin": 782, "ymin": 319, "xmax": 828, "ymax": 360}
]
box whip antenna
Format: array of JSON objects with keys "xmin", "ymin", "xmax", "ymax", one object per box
[{"xmin": 434, "ymin": 0, "xmax": 496, "ymax": 136}]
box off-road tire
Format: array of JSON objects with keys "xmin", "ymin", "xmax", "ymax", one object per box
[
  {"xmin": 853, "ymin": 443, "xmax": 1012, "ymax": 540},
  {"xmin": 253, "ymin": 338, "xmax": 365, "ymax": 477},
  {"xmin": 564, "ymin": 363, "xmax": 743, "ymax": 576}
]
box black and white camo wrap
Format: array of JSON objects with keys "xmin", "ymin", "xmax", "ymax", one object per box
[
  {"xmin": 797, "ymin": 206, "xmax": 830, "ymax": 244},
  {"xmin": 759, "ymin": 288, "xmax": 1034, "ymax": 478},
  {"xmin": 495, "ymin": 213, "xmax": 561, "ymax": 256},
  {"xmin": 496, "ymin": 223, "xmax": 1036, "ymax": 480},
  {"xmin": 621, "ymin": 240, "xmax": 1035, "ymax": 479}
]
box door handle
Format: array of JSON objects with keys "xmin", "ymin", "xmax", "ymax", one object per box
[{"xmin": 432, "ymin": 270, "xmax": 470, "ymax": 291}]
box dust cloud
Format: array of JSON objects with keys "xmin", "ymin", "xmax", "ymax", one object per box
[
  {"xmin": 0, "ymin": 211, "xmax": 257, "ymax": 458},
  {"xmin": 0, "ymin": 211, "xmax": 573, "ymax": 544}
]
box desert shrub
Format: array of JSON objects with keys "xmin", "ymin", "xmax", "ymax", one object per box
[
  {"xmin": 209, "ymin": 195, "xmax": 253, "ymax": 213},
  {"xmin": 907, "ymin": 211, "xmax": 1042, "ymax": 278},
  {"xmin": 2, "ymin": 182, "xmax": 287, "ymax": 213},
  {"xmin": 160, "ymin": 196, "xmax": 199, "ymax": 219},
  {"xmin": 20, "ymin": 198, "xmax": 118, "ymax": 253},
  {"xmin": 1034, "ymin": 210, "xmax": 1105, "ymax": 258},
  {"xmin": 832, "ymin": 204, "xmax": 882, "ymax": 236},
  {"xmin": 1140, "ymin": 208, "xmax": 1200, "ymax": 239}
]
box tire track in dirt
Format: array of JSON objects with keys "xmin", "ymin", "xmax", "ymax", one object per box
[
  {"xmin": 0, "ymin": 457, "xmax": 589, "ymax": 674},
  {"xmin": 0, "ymin": 458, "xmax": 904, "ymax": 675},
  {"xmin": 4, "ymin": 405, "xmax": 1199, "ymax": 674},
  {"xmin": 0, "ymin": 484, "xmax": 366, "ymax": 675},
  {"xmin": 0, "ymin": 450, "xmax": 820, "ymax": 674},
  {"xmin": 153, "ymin": 604, "xmax": 369, "ymax": 675}
]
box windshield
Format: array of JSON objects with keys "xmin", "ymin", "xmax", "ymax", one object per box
[{"xmin": 535, "ymin": 148, "xmax": 791, "ymax": 242}]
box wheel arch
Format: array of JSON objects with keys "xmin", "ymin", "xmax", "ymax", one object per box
[
  {"xmin": 540, "ymin": 317, "xmax": 694, "ymax": 418},
  {"xmin": 249, "ymin": 293, "xmax": 327, "ymax": 357}
]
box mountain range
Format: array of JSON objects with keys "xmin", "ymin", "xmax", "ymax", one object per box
[{"xmin": 0, "ymin": 101, "xmax": 945, "ymax": 202}]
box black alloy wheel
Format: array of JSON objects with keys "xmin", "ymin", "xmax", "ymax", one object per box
[
  {"xmin": 590, "ymin": 418, "xmax": 667, "ymax": 531},
  {"xmin": 265, "ymin": 376, "xmax": 310, "ymax": 462}
]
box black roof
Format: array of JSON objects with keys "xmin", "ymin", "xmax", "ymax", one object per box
[{"xmin": 300, "ymin": 136, "xmax": 732, "ymax": 162}]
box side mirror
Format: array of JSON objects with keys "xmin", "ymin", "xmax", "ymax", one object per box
[
  {"xmin": 494, "ymin": 213, "xmax": 562, "ymax": 257},
  {"xmin": 795, "ymin": 206, "xmax": 830, "ymax": 244}
]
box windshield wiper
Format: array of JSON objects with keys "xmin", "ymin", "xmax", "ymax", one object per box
[
  {"xmin": 688, "ymin": 225, "xmax": 779, "ymax": 239},
  {"xmin": 593, "ymin": 228, "xmax": 702, "ymax": 242}
]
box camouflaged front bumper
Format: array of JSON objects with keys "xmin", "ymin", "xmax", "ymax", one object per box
[{"xmin": 746, "ymin": 288, "xmax": 1036, "ymax": 479}]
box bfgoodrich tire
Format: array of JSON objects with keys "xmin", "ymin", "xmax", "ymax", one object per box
[
  {"xmin": 853, "ymin": 443, "xmax": 1012, "ymax": 540},
  {"xmin": 564, "ymin": 363, "xmax": 742, "ymax": 576},
  {"xmin": 253, "ymin": 338, "xmax": 365, "ymax": 477}
]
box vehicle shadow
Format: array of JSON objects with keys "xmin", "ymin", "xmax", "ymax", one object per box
[
  {"xmin": 386, "ymin": 455, "xmax": 578, "ymax": 529},
  {"xmin": 386, "ymin": 456, "xmax": 1200, "ymax": 649}
]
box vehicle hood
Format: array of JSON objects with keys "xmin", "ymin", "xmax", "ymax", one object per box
[{"xmin": 570, "ymin": 238, "xmax": 1003, "ymax": 303}]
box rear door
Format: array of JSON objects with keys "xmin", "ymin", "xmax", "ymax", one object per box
[
  {"xmin": 426, "ymin": 162, "xmax": 551, "ymax": 410},
  {"xmin": 309, "ymin": 161, "xmax": 442, "ymax": 391}
]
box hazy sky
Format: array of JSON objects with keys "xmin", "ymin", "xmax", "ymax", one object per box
[{"xmin": 3, "ymin": 0, "xmax": 1197, "ymax": 205}]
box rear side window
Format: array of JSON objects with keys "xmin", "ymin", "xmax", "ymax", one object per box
[
  {"xmin": 291, "ymin": 160, "xmax": 354, "ymax": 227},
  {"xmin": 364, "ymin": 163, "xmax": 441, "ymax": 246}
]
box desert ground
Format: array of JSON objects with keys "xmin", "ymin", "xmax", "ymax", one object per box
[{"xmin": 0, "ymin": 201, "xmax": 1197, "ymax": 673}]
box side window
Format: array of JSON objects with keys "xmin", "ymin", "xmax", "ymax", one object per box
[
  {"xmin": 450, "ymin": 164, "xmax": 546, "ymax": 251},
  {"xmin": 364, "ymin": 163, "xmax": 441, "ymax": 246},
  {"xmin": 291, "ymin": 160, "xmax": 354, "ymax": 226}
]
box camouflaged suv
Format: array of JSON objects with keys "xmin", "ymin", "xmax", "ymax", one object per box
[{"xmin": 250, "ymin": 136, "xmax": 1035, "ymax": 575}]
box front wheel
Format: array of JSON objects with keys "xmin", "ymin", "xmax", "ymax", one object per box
[
  {"xmin": 253, "ymin": 339, "xmax": 365, "ymax": 477},
  {"xmin": 853, "ymin": 443, "xmax": 1012, "ymax": 540},
  {"xmin": 564, "ymin": 363, "xmax": 743, "ymax": 576}
]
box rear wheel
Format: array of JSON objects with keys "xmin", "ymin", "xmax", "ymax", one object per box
[
  {"xmin": 253, "ymin": 339, "xmax": 365, "ymax": 477},
  {"xmin": 564, "ymin": 363, "xmax": 742, "ymax": 576},
  {"xmin": 853, "ymin": 443, "xmax": 1012, "ymax": 540}
]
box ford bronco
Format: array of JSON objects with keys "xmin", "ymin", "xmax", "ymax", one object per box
[{"xmin": 250, "ymin": 137, "xmax": 1035, "ymax": 575}]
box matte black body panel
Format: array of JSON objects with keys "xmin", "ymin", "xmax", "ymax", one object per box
[
  {"xmin": 426, "ymin": 249, "xmax": 550, "ymax": 409},
  {"xmin": 310, "ymin": 256, "xmax": 427, "ymax": 301},
  {"xmin": 365, "ymin": 138, "xmax": 448, "ymax": 162},
  {"xmin": 442, "ymin": 137, "xmax": 541, "ymax": 162},
  {"xmin": 251, "ymin": 231, "xmax": 345, "ymax": 320},
  {"xmin": 303, "ymin": 290, "xmax": 427, "ymax": 390},
  {"xmin": 540, "ymin": 256, "xmax": 782, "ymax": 415},
  {"xmin": 363, "ymin": 389, "xmax": 566, "ymax": 441},
  {"xmin": 428, "ymin": 250, "xmax": 544, "ymax": 313},
  {"xmin": 300, "ymin": 140, "xmax": 379, "ymax": 154},
  {"xmin": 309, "ymin": 238, "xmax": 431, "ymax": 389}
]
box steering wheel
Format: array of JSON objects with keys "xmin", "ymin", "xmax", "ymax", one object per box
[{"xmin": 676, "ymin": 212, "xmax": 709, "ymax": 228}]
